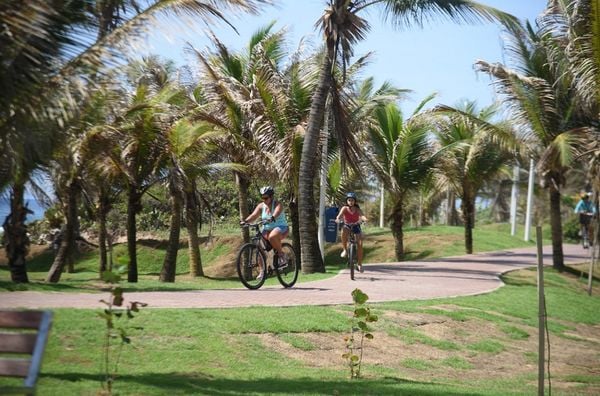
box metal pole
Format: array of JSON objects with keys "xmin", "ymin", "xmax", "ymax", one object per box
[
  {"xmin": 510, "ymin": 165, "xmax": 519, "ymax": 236},
  {"xmin": 525, "ymin": 159, "xmax": 535, "ymax": 241},
  {"xmin": 536, "ymin": 225, "xmax": 545, "ymax": 396},
  {"xmin": 379, "ymin": 184, "xmax": 385, "ymax": 228}
]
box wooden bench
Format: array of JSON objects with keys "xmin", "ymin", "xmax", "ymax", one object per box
[{"xmin": 0, "ymin": 310, "xmax": 53, "ymax": 395}]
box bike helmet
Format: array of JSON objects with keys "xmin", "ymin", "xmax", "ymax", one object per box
[
  {"xmin": 260, "ymin": 186, "xmax": 275, "ymax": 197},
  {"xmin": 346, "ymin": 192, "xmax": 357, "ymax": 200}
]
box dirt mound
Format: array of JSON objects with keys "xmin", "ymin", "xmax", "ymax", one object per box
[{"xmin": 0, "ymin": 244, "xmax": 51, "ymax": 267}]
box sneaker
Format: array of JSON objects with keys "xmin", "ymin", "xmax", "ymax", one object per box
[
  {"xmin": 340, "ymin": 250, "xmax": 347, "ymax": 258},
  {"xmin": 278, "ymin": 254, "xmax": 288, "ymax": 270},
  {"xmin": 256, "ymin": 272, "xmax": 264, "ymax": 281},
  {"xmin": 358, "ymin": 265, "xmax": 364, "ymax": 273}
]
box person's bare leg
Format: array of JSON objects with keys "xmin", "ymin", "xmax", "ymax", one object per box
[
  {"xmin": 357, "ymin": 235, "xmax": 364, "ymax": 272},
  {"xmin": 268, "ymin": 228, "xmax": 283, "ymax": 255},
  {"xmin": 341, "ymin": 227, "xmax": 348, "ymax": 255}
]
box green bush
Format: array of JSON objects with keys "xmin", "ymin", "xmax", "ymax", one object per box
[{"xmin": 563, "ymin": 216, "xmax": 580, "ymax": 243}]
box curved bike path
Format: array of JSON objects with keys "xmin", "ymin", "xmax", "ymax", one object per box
[{"xmin": 0, "ymin": 244, "xmax": 590, "ymax": 309}]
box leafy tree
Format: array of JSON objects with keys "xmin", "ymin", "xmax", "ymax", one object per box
[
  {"xmin": 1, "ymin": 0, "xmax": 271, "ymax": 283},
  {"xmin": 366, "ymin": 99, "xmax": 435, "ymax": 259},
  {"xmin": 475, "ymin": 18, "xmax": 587, "ymax": 268},
  {"xmin": 297, "ymin": 0, "xmax": 518, "ymax": 273},
  {"xmin": 431, "ymin": 101, "xmax": 516, "ymax": 254}
]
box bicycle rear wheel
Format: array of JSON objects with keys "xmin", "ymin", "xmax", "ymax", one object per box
[
  {"xmin": 348, "ymin": 243, "xmax": 355, "ymax": 280},
  {"xmin": 236, "ymin": 244, "xmax": 267, "ymax": 290},
  {"xmin": 276, "ymin": 242, "xmax": 299, "ymax": 288}
]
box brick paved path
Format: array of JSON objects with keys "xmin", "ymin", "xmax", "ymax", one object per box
[{"xmin": 0, "ymin": 244, "xmax": 591, "ymax": 309}]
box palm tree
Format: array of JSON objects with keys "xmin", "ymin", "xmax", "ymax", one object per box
[
  {"xmin": 366, "ymin": 99, "xmax": 435, "ymax": 260},
  {"xmin": 543, "ymin": 1, "xmax": 600, "ymax": 245},
  {"xmin": 431, "ymin": 101, "xmax": 516, "ymax": 254},
  {"xmin": 189, "ymin": 25, "xmax": 290, "ymax": 244},
  {"xmin": 1, "ymin": 0, "xmax": 271, "ymax": 283},
  {"xmin": 297, "ymin": 0, "xmax": 519, "ymax": 273},
  {"xmin": 475, "ymin": 18, "xmax": 586, "ymax": 268}
]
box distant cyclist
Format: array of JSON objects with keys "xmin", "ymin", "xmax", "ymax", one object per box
[
  {"xmin": 335, "ymin": 192, "xmax": 367, "ymax": 272},
  {"xmin": 241, "ymin": 186, "xmax": 289, "ymax": 267},
  {"xmin": 574, "ymin": 192, "xmax": 596, "ymax": 249}
]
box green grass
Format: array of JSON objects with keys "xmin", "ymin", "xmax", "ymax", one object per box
[
  {"xmin": 278, "ymin": 333, "xmax": 317, "ymax": 351},
  {"xmin": 1, "ymin": 265, "xmax": 599, "ymax": 395}
]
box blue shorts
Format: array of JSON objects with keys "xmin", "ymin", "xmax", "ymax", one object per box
[
  {"xmin": 263, "ymin": 226, "xmax": 289, "ymax": 236},
  {"xmin": 344, "ymin": 224, "xmax": 362, "ymax": 235}
]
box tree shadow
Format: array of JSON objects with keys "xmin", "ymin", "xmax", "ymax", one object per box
[{"xmin": 42, "ymin": 372, "xmax": 485, "ymax": 396}]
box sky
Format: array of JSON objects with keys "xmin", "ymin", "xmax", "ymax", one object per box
[{"xmin": 140, "ymin": 0, "xmax": 547, "ymax": 114}]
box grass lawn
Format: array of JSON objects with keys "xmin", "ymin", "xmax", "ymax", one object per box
[
  {"xmin": 0, "ymin": 223, "xmax": 548, "ymax": 293},
  {"xmin": 0, "ymin": 267, "xmax": 598, "ymax": 395}
]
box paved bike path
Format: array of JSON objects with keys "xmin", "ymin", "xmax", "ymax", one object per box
[{"xmin": 0, "ymin": 244, "xmax": 591, "ymax": 309}]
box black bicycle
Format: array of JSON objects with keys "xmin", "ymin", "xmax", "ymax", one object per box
[
  {"xmin": 236, "ymin": 221, "xmax": 299, "ymax": 290},
  {"xmin": 341, "ymin": 221, "xmax": 364, "ymax": 281},
  {"xmin": 580, "ymin": 212, "xmax": 594, "ymax": 249}
]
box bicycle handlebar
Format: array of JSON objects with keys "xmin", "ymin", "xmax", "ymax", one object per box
[{"xmin": 240, "ymin": 220, "xmax": 269, "ymax": 228}]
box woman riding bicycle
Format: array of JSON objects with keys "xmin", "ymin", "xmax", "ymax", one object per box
[
  {"xmin": 241, "ymin": 186, "xmax": 289, "ymax": 267},
  {"xmin": 335, "ymin": 192, "xmax": 367, "ymax": 272},
  {"xmin": 574, "ymin": 192, "xmax": 596, "ymax": 249}
]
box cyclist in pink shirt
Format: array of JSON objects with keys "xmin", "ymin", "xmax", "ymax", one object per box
[{"xmin": 335, "ymin": 192, "xmax": 368, "ymax": 272}]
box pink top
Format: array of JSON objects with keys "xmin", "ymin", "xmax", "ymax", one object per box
[{"xmin": 342, "ymin": 206, "xmax": 360, "ymax": 224}]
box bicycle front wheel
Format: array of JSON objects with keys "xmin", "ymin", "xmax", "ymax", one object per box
[
  {"xmin": 236, "ymin": 244, "xmax": 267, "ymax": 290},
  {"xmin": 276, "ymin": 242, "xmax": 299, "ymax": 288},
  {"xmin": 348, "ymin": 243, "xmax": 355, "ymax": 281}
]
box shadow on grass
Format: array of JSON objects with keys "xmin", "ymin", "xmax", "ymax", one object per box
[
  {"xmin": 42, "ymin": 372, "xmax": 484, "ymax": 396},
  {"xmin": 561, "ymin": 265, "xmax": 600, "ymax": 283}
]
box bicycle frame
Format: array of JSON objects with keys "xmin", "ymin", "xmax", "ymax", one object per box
[{"xmin": 342, "ymin": 222, "xmax": 361, "ymax": 280}]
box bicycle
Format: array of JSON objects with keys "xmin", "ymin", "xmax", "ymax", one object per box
[
  {"xmin": 340, "ymin": 221, "xmax": 364, "ymax": 281},
  {"xmin": 236, "ymin": 221, "xmax": 299, "ymax": 290},
  {"xmin": 580, "ymin": 212, "xmax": 594, "ymax": 249}
]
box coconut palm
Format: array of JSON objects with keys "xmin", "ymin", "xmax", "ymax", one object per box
[
  {"xmin": 1, "ymin": 0, "xmax": 271, "ymax": 283},
  {"xmin": 475, "ymin": 18, "xmax": 587, "ymax": 268},
  {"xmin": 297, "ymin": 0, "xmax": 519, "ymax": 273},
  {"xmin": 431, "ymin": 101, "xmax": 517, "ymax": 254},
  {"xmin": 189, "ymin": 25, "xmax": 290, "ymax": 244},
  {"xmin": 543, "ymin": 0, "xmax": 600, "ymax": 245},
  {"xmin": 366, "ymin": 99, "xmax": 435, "ymax": 259}
]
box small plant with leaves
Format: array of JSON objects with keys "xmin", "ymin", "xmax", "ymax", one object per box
[
  {"xmin": 98, "ymin": 266, "xmax": 147, "ymax": 395},
  {"xmin": 342, "ymin": 288, "xmax": 378, "ymax": 379}
]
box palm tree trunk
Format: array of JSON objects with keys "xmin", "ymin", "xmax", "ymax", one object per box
[
  {"xmin": 3, "ymin": 183, "xmax": 30, "ymax": 283},
  {"xmin": 288, "ymin": 198, "xmax": 301, "ymax": 269},
  {"xmin": 98, "ymin": 189, "xmax": 109, "ymax": 275},
  {"xmin": 297, "ymin": 51, "xmax": 333, "ymax": 274},
  {"xmin": 185, "ymin": 186, "xmax": 203, "ymax": 277},
  {"xmin": 127, "ymin": 183, "xmax": 140, "ymax": 283},
  {"xmin": 235, "ymin": 172, "xmax": 250, "ymax": 243},
  {"xmin": 47, "ymin": 182, "xmax": 78, "ymax": 282},
  {"xmin": 390, "ymin": 195, "xmax": 405, "ymax": 261},
  {"xmin": 549, "ymin": 186, "xmax": 564, "ymax": 270},
  {"xmin": 462, "ymin": 187, "xmax": 475, "ymax": 254},
  {"xmin": 160, "ymin": 180, "xmax": 182, "ymax": 282},
  {"xmin": 447, "ymin": 190, "xmax": 459, "ymax": 226}
]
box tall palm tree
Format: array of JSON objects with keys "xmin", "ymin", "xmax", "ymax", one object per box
[
  {"xmin": 431, "ymin": 101, "xmax": 517, "ymax": 254},
  {"xmin": 297, "ymin": 0, "xmax": 519, "ymax": 273},
  {"xmin": 366, "ymin": 99, "xmax": 435, "ymax": 260},
  {"xmin": 475, "ymin": 18, "xmax": 586, "ymax": 268},
  {"xmin": 544, "ymin": 1, "xmax": 600, "ymax": 244}
]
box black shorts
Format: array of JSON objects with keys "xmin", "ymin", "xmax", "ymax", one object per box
[{"xmin": 580, "ymin": 213, "xmax": 592, "ymax": 225}]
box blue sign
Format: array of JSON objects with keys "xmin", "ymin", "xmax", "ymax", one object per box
[{"xmin": 324, "ymin": 206, "xmax": 339, "ymax": 243}]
